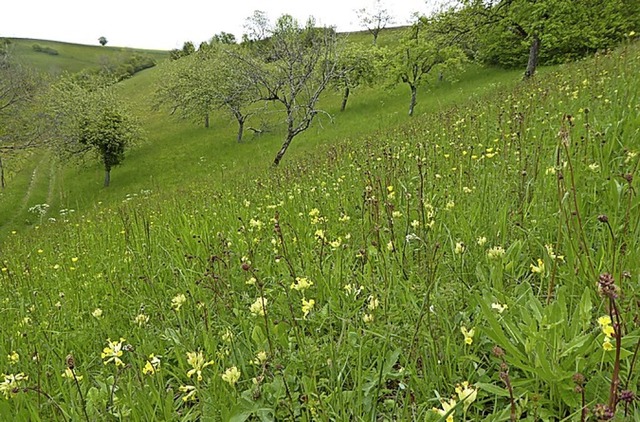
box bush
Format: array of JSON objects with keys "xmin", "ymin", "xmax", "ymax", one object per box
[{"xmin": 32, "ymin": 44, "xmax": 59, "ymax": 55}]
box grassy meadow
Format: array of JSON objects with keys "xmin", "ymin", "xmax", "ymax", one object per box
[
  {"xmin": 0, "ymin": 34, "xmax": 639, "ymax": 421},
  {"xmin": 6, "ymin": 38, "xmax": 168, "ymax": 75}
]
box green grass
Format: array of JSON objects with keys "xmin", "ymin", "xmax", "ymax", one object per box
[
  {"xmin": 0, "ymin": 37, "xmax": 639, "ymax": 420},
  {"xmin": 6, "ymin": 38, "xmax": 168, "ymax": 74}
]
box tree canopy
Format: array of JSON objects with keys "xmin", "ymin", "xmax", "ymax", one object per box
[{"xmin": 47, "ymin": 75, "xmax": 142, "ymax": 187}]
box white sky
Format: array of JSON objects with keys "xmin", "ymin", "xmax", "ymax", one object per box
[{"xmin": 2, "ymin": 1, "xmax": 442, "ymax": 50}]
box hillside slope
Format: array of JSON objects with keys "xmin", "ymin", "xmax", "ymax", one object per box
[
  {"xmin": 0, "ymin": 41, "xmax": 638, "ymax": 420},
  {"xmin": 5, "ymin": 38, "xmax": 168, "ymax": 74},
  {"xmin": 0, "ymin": 36, "xmax": 522, "ymax": 240}
]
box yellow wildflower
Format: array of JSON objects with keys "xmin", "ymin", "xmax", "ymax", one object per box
[
  {"xmin": 301, "ymin": 298, "xmax": 315, "ymax": 319},
  {"xmin": 171, "ymin": 293, "xmax": 187, "ymax": 311},
  {"xmin": 367, "ymin": 295, "xmax": 379, "ymax": 311},
  {"xmin": 179, "ymin": 385, "xmax": 197, "ymax": 402},
  {"xmin": 134, "ymin": 313, "xmax": 149, "ymax": 326},
  {"xmin": 186, "ymin": 351, "xmax": 214, "ymax": 381},
  {"xmin": 142, "ymin": 354, "xmax": 161, "ymax": 375},
  {"xmin": 603, "ymin": 338, "xmax": 615, "ymax": 351},
  {"xmin": 530, "ymin": 258, "xmax": 545, "ymax": 274},
  {"xmin": 432, "ymin": 397, "xmax": 456, "ymax": 422},
  {"xmin": 101, "ymin": 338, "xmax": 126, "ymax": 366},
  {"xmin": 597, "ymin": 315, "xmax": 612, "ymax": 327},
  {"xmin": 491, "ymin": 302, "xmax": 508, "ymax": 313},
  {"xmin": 250, "ymin": 297, "xmax": 267, "ymax": 317},
  {"xmin": 221, "ymin": 366, "xmax": 241, "ymax": 386},
  {"xmin": 253, "ymin": 351, "xmax": 267, "ymax": 365},
  {"xmin": 291, "ymin": 277, "xmax": 314, "ymax": 291},
  {"xmin": 0, "ymin": 373, "xmax": 28, "ymax": 399},
  {"xmin": 487, "ymin": 246, "xmax": 505, "ymax": 259},
  {"xmin": 7, "ymin": 351, "xmax": 19, "ymax": 364},
  {"xmin": 61, "ymin": 367, "xmax": 83, "ymax": 381},
  {"xmin": 455, "ymin": 381, "xmax": 478, "ymax": 411},
  {"xmin": 461, "ymin": 326, "xmax": 475, "ymax": 345}
]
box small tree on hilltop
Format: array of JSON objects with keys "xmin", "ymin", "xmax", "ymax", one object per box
[
  {"xmin": 356, "ymin": 0, "xmax": 395, "ymax": 45},
  {"xmin": 98, "ymin": 36, "xmax": 108, "ymax": 46}
]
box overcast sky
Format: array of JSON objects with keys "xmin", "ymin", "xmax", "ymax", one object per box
[{"xmin": 2, "ymin": 0, "xmax": 442, "ymax": 50}]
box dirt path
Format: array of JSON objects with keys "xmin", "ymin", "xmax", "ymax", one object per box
[{"xmin": 1, "ymin": 154, "xmax": 49, "ymax": 231}]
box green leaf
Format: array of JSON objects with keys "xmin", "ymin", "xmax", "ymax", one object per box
[{"xmin": 476, "ymin": 382, "xmax": 510, "ymax": 397}]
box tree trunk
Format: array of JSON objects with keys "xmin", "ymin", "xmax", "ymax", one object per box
[
  {"xmin": 0, "ymin": 155, "xmax": 5, "ymax": 189},
  {"xmin": 524, "ymin": 33, "xmax": 541, "ymax": 78},
  {"xmin": 273, "ymin": 133, "xmax": 295, "ymax": 167},
  {"xmin": 408, "ymin": 85, "xmax": 417, "ymax": 117},
  {"xmin": 237, "ymin": 118, "xmax": 245, "ymax": 142},
  {"xmin": 340, "ymin": 86, "xmax": 350, "ymax": 112},
  {"xmin": 104, "ymin": 166, "xmax": 111, "ymax": 187},
  {"xmin": 204, "ymin": 112, "xmax": 210, "ymax": 128}
]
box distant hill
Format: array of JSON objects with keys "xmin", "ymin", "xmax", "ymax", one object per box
[{"xmin": 4, "ymin": 38, "xmax": 169, "ymax": 74}]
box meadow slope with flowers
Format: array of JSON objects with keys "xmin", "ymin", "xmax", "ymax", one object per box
[{"xmin": 1, "ymin": 41, "xmax": 639, "ymax": 421}]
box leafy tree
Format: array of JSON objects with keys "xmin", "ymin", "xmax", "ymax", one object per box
[
  {"xmin": 332, "ymin": 43, "xmax": 387, "ymax": 111},
  {"xmin": 388, "ymin": 17, "xmax": 466, "ymax": 116},
  {"xmin": 98, "ymin": 36, "xmax": 108, "ymax": 46},
  {"xmin": 154, "ymin": 45, "xmax": 260, "ymax": 141},
  {"xmin": 211, "ymin": 32, "xmax": 237, "ymax": 45},
  {"xmin": 461, "ymin": 0, "xmax": 640, "ymax": 77},
  {"xmin": 242, "ymin": 10, "xmax": 271, "ymax": 43},
  {"xmin": 170, "ymin": 41, "xmax": 196, "ymax": 60},
  {"xmin": 239, "ymin": 15, "xmax": 341, "ymax": 165},
  {"xmin": 0, "ymin": 44, "xmax": 47, "ymax": 187},
  {"xmin": 47, "ymin": 75, "xmax": 142, "ymax": 187},
  {"xmin": 355, "ymin": 0, "xmax": 395, "ymax": 45}
]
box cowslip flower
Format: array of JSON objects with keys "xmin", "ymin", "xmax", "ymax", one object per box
[
  {"xmin": 461, "ymin": 326, "xmax": 475, "ymax": 345},
  {"xmin": 250, "ymin": 297, "xmax": 267, "ymax": 317},
  {"xmin": 179, "ymin": 385, "xmax": 197, "ymax": 402},
  {"xmin": 221, "ymin": 366, "xmax": 241, "ymax": 386},
  {"xmin": 455, "ymin": 381, "xmax": 478, "ymax": 411},
  {"xmin": 134, "ymin": 313, "xmax": 149, "ymax": 326},
  {"xmin": 432, "ymin": 397, "xmax": 456, "ymax": 422},
  {"xmin": 7, "ymin": 351, "xmax": 19, "ymax": 364},
  {"xmin": 455, "ymin": 241, "xmax": 466, "ymax": 255},
  {"xmin": 477, "ymin": 236, "xmax": 487, "ymax": 246},
  {"xmin": 545, "ymin": 244, "xmax": 564, "ymax": 261},
  {"xmin": 301, "ymin": 298, "xmax": 315, "ymax": 319},
  {"xmin": 491, "ymin": 302, "xmax": 508, "ymax": 313},
  {"xmin": 367, "ymin": 295, "xmax": 379, "ymax": 311},
  {"xmin": 603, "ymin": 338, "xmax": 615, "ymax": 351},
  {"xmin": 92, "ymin": 308, "xmax": 103, "ymax": 318},
  {"xmin": 253, "ymin": 351, "xmax": 267, "ymax": 365},
  {"xmin": 530, "ymin": 258, "xmax": 545, "ymax": 274},
  {"xmin": 487, "ymin": 246, "xmax": 505, "ymax": 259},
  {"xmin": 142, "ymin": 354, "xmax": 161, "ymax": 375},
  {"xmin": 171, "ymin": 293, "xmax": 187, "ymax": 311},
  {"xmin": 101, "ymin": 338, "xmax": 126, "ymax": 366},
  {"xmin": 0, "ymin": 373, "xmax": 28, "ymax": 399},
  {"xmin": 290, "ymin": 277, "xmax": 313, "ymax": 291},
  {"xmin": 186, "ymin": 351, "xmax": 214, "ymax": 381},
  {"xmin": 61, "ymin": 367, "xmax": 83, "ymax": 381}
]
